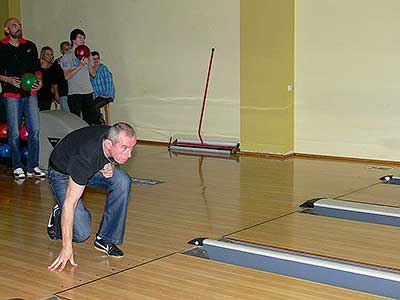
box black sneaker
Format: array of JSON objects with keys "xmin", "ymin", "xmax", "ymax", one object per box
[
  {"xmin": 94, "ymin": 235, "xmax": 124, "ymax": 258},
  {"xmin": 47, "ymin": 204, "xmax": 60, "ymax": 240}
]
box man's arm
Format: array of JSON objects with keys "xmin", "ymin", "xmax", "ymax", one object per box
[
  {"xmin": 0, "ymin": 74, "xmax": 21, "ymax": 88},
  {"xmin": 48, "ymin": 178, "xmax": 85, "ymax": 272},
  {"xmin": 64, "ymin": 57, "xmax": 89, "ymax": 80},
  {"xmin": 30, "ymin": 73, "xmax": 43, "ymax": 92},
  {"xmin": 53, "ymin": 83, "xmax": 60, "ymax": 103}
]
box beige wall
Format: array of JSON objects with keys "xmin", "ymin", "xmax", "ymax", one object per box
[
  {"xmin": 21, "ymin": 0, "xmax": 240, "ymax": 143},
  {"xmin": 18, "ymin": 0, "xmax": 400, "ymax": 160},
  {"xmin": 240, "ymin": 0, "xmax": 294, "ymax": 154},
  {"xmin": 0, "ymin": 1, "xmax": 10, "ymax": 30},
  {"xmin": 0, "ymin": 0, "xmax": 21, "ymax": 94},
  {"xmin": 0, "ymin": 0, "xmax": 21, "ymax": 24},
  {"xmin": 295, "ymin": 0, "xmax": 400, "ymax": 160}
]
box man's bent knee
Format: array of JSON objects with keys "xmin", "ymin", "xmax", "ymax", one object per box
[
  {"xmin": 73, "ymin": 223, "xmax": 91, "ymax": 242},
  {"xmin": 113, "ymin": 170, "xmax": 132, "ymax": 190},
  {"xmin": 73, "ymin": 230, "xmax": 91, "ymax": 243}
]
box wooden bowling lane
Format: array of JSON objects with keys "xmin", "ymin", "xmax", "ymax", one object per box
[
  {"xmin": 1, "ymin": 144, "xmax": 400, "ymax": 299},
  {"xmin": 126, "ymin": 145, "xmax": 398, "ymax": 218},
  {"xmin": 58, "ymin": 253, "xmax": 389, "ymax": 300},
  {"xmin": 0, "ymin": 180, "xmax": 161, "ymax": 300},
  {"xmin": 338, "ymin": 183, "xmax": 400, "ymax": 207},
  {"xmin": 227, "ymin": 212, "xmax": 400, "ymax": 271},
  {"xmin": 0, "ymin": 146, "xmax": 293, "ymax": 299}
]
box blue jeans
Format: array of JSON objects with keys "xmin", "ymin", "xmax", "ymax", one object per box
[
  {"xmin": 59, "ymin": 96, "xmax": 70, "ymax": 112},
  {"xmin": 4, "ymin": 96, "xmax": 40, "ymax": 171},
  {"xmin": 48, "ymin": 167, "xmax": 132, "ymax": 244}
]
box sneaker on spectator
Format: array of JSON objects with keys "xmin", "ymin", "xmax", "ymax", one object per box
[
  {"xmin": 27, "ymin": 167, "xmax": 46, "ymax": 178},
  {"xmin": 13, "ymin": 167, "xmax": 26, "ymax": 180},
  {"xmin": 94, "ymin": 235, "xmax": 124, "ymax": 258}
]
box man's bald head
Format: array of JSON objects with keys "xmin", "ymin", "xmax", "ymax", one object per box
[
  {"xmin": 4, "ymin": 17, "xmax": 19, "ymax": 27},
  {"xmin": 4, "ymin": 17, "xmax": 22, "ymax": 38}
]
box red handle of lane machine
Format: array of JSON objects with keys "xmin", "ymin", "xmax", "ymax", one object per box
[{"xmin": 198, "ymin": 48, "xmax": 215, "ymax": 144}]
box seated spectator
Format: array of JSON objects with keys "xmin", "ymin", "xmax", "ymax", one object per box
[{"xmin": 90, "ymin": 51, "xmax": 115, "ymax": 123}]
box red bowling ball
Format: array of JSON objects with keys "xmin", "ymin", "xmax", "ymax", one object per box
[
  {"xmin": 0, "ymin": 123, "xmax": 7, "ymax": 138},
  {"xmin": 74, "ymin": 45, "xmax": 91, "ymax": 60},
  {"xmin": 19, "ymin": 125, "xmax": 28, "ymax": 141}
]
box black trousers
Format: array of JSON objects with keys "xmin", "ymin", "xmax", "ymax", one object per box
[
  {"xmin": 94, "ymin": 96, "xmax": 113, "ymax": 109},
  {"xmin": 0, "ymin": 97, "xmax": 6, "ymax": 123},
  {"xmin": 38, "ymin": 100, "xmax": 52, "ymax": 111},
  {"xmin": 68, "ymin": 93, "xmax": 102, "ymax": 125}
]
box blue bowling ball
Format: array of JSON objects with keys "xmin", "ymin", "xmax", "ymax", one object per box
[{"xmin": 0, "ymin": 143, "xmax": 11, "ymax": 158}]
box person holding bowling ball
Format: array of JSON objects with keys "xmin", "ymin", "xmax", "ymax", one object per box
[
  {"xmin": 0, "ymin": 17, "xmax": 46, "ymax": 180},
  {"xmin": 61, "ymin": 28, "xmax": 101, "ymax": 125}
]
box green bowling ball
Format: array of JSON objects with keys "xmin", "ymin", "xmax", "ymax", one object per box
[{"xmin": 20, "ymin": 73, "xmax": 38, "ymax": 92}]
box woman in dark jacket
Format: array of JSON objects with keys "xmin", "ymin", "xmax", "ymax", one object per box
[{"xmin": 37, "ymin": 46, "xmax": 56, "ymax": 111}]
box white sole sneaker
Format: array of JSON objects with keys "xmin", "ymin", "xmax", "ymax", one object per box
[
  {"xmin": 27, "ymin": 173, "xmax": 46, "ymax": 178},
  {"xmin": 27, "ymin": 167, "xmax": 46, "ymax": 178},
  {"xmin": 13, "ymin": 168, "xmax": 26, "ymax": 180}
]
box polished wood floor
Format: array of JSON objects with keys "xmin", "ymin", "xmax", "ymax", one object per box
[
  {"xmin": 0, "ymin": 145, "xmax": 398, "ymax": 299},
  {"xmin": 228, "ymin": 212, "xmax": 400, "ymax": 270}
]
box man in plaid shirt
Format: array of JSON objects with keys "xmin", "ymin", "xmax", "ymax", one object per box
[{"xmin": 90, "ymin": 51, "xmax": 115, "ymax": 122}]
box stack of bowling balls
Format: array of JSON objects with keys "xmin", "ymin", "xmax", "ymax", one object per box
[
  {"xmin": 0, "ymin": 123, "xmax": 29, "ymax": 160},
  {"xmin": 0, "ymin": 123, "xmax": 10, "ymax": 158}
]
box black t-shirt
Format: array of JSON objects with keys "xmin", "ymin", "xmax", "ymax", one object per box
[
  {"xmin": 49, "ymin": 125, "xmax": 111, "ymax": 185},
  {"xmin": 51, "ymin": 58, "xmax": 68, "ymax": 96},
  {"xmin": 37, "ymin": 66, "xmax": 56, "ymax": 107}
]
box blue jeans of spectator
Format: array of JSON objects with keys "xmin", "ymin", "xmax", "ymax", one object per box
[
  {"xmin": 48, "ymin": 167, "xmax": 132, "ymax": 244},
  {"xmin": 59, "ymin": 96, "xmax": 70, "ymax": 112},
  {"xmin": 4, "ymin": 95, "xmax": 40, "ymax": 172}
]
